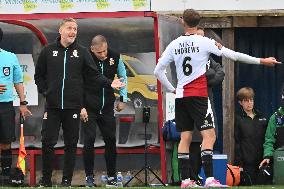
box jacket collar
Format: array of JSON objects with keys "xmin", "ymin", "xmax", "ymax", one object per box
[
  {"xmin": 239, "ymin": 107, "xmax": 263, "ymax": 118},
  {"xmin": 89, "ymin": 48, "xmax": 114, "ymax": 62}
]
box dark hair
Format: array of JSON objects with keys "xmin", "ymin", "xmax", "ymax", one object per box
[
  {"xmin": 182, "ymin": 9, "xmax": 200, "ymax": 27},
  {"xmin": 236, "ymin": 87, "xmax": 255, "ymax": 101},
  {"xmin": 0, "ymin": 28, "xmax": 3, "ymax": 42}
]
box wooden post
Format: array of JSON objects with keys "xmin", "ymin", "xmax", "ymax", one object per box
[{"xmin": 222, "ymin": 28, "xmax": 235, "ymax": 163}]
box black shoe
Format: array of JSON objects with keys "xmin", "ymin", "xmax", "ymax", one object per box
[
  {"xmin": 106, "ymin": 177, "xmax": 117, "ymax": 188},
  {"xmin": 38, "ymin": 178, "xmax": 52, "ymax": 187},
  {"xmin": 61, "ymin": 179, "xmax": 71, "ymax": 187}
]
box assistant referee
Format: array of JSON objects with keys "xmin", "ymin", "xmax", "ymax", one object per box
[{"xmin": 0, "ymin": 27, "xmax": 32, "ymax": 185}]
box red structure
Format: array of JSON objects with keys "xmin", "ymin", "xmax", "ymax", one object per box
[{"xmin": 1, "ymin": 11, "xmax": 167, "ymax": 186}]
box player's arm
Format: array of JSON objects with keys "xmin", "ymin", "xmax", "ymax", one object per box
[
  {"xmin": 34, "ymin": 47, "xmax": 48, "ymax": 96},
  {"xmin": 117, "ymin": 58, "xmax": 127, "ymax": 103},
  {"xmin": 221, "ymin": 46, "xmax": 260, "ymax": 64},
  {"xmin": 13, "ymin": 55, "xmax": 32, "ymax": 118},
  {"xmin": 116, "ymin": 58, "xmax": 127, "ymax": 112},
  {"xmin": 154, "ymin": 44, "xmax": 175, "ymax": 92},
  {"xmin": 207, "ymin": 38, "xmax": 280, "ymax": 66},
  {"xmin": 218, "ymin": 43, "xmax": 279, "ymax": 66}
]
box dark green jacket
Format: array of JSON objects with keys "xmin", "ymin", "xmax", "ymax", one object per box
[{"xmin": 263, "ymin": 107, "xmax": 284, "ymax": 158}]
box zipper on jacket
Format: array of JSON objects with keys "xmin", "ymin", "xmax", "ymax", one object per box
[
  {"xmin": 99, "ymin": 61, "xmax": 105, "ymax": 114},
  {"xmin": 61, "ymin": 48, "xmax": 67, "ymax": 109}
]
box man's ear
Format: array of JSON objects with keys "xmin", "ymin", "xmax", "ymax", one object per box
[
  {"xmin": 238, "ymin": 101, "xmax": 242, "ymax": 106},
  {"xmin": 59, "ymin": 27, "xmax": 62, "ymax": 35},
  {"xmin": 90, "ymin": 46, "xmax": 95, "ymax": 53}
]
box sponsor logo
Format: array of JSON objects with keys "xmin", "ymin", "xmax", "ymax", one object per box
[
  {"xmin": 3, "ymin": 67, "xmax": 10, "ymax": 76},
  {"xmin": 73, "ymin": 114, "xmax": 78, "ymax": 119},
  {"xmin": 53, "ymin": 51, "xmax": 58, "ymax": 56},
  {"xmin": 109, "ymin": 58, "xmax": 114, "ymax": 65},
  {"xmin": 200, "ymin": 115, "xmax": 213, "ymax": 129},
  {"xmin": 72, "ymin": 50, "xmax": 79, "ymax": 58}
]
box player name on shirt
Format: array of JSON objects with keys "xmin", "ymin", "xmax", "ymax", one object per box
[{"xmin": 175, "ymin": 42, "xmax": 200, "ymax": 55}]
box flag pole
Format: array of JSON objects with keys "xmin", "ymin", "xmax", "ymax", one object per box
[{"xmin": 17, "ymin": 115, "xmax": 26, "ymax": 175}]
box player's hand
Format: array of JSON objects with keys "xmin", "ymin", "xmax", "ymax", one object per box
[
  {"xmin": 80, "ymin": 108, "xmax": 88, "ymax": 122},
  {"xmin": 19, "ymin": 105, "xmax": 32, "ymax": 119},
  {"xmin": 215, "ymin": 42, "xmax": 223, "ymax": 50},
  {"xmin": 259, "ymin": 158, "xmax": 270, "ymax": 168},
  {"xmin": 0, "ymin": 84, "xmax": 7, "ymax": 94},
  {"xmin": 115, "ymin": 102, "xmax": 126, "ymax": 112},
  {"xmin": 260, "ymin": 57, "xmax": 281, "ymax": 66},
  {"xmin": 111, "ymin": 78, "xmax": 126, "ymax": 90}
]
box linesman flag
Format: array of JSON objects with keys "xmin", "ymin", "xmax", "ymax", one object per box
[{"xmin": 17, "ymin": 116, "xmax": 27, "ymax": 175}]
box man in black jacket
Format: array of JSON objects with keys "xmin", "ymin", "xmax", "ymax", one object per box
[
  {"xmin": 235, "ymin": 87, "xmax": 268, "ymax": 185},
  {"xmin": 80, "ymin": 35, "xmax": 127, "ymax": 187},
  {"xmin": 186, "ymin": 27, "xmax": 225, "ymax": 185},
  {"xmin": 34, "ymin": 18, "xmax": 124, "ymax": 187}
]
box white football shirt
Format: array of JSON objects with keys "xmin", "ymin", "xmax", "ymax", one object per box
[{"xmin": 155, "ymin": 34, "xmax": 221, "ymax": 98}]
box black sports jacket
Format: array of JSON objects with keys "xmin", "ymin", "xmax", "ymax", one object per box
[
  {"xmin": 84, "ymin": 49, "xmax": 127, "ymax": 114},
  {"xmin": 34, "ymin": 38, "xmax": 112, "ymax": 109}
]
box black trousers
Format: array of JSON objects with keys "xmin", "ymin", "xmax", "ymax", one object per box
[
  {"xmin": 243, "ymin": 164, "xmax": 272, "ymax": 185},
  {"xmin": 82, "ymin": 109, "xmax": 117, "ymax": 177},
  {"xmin": 41, "ymin": 108, "xmax": 80, "ymax": 181}
]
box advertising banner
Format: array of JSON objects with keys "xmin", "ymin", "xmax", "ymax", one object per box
[{"xmin": 0, "ymin": 0, "xmax": 150, "ymax": 14}]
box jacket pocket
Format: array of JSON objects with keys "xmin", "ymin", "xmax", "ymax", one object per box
[{"xmin": 46, "ymin": 79, "xmax": 61, "ymax": 107}]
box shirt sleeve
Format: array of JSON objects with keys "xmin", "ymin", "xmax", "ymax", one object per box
[
  {"xmin": 154, "ymin": 43, "xmax": 175, "ymax": 92},
  {"xmin": 13, "ymin": 54, "xmax": 23, "ymax": 84},
  {"xmin": 220, "ymin": 47, "xmax": 260, "ymax": 64},
  {"xmin": 206, "ymin": 38, "xmax": 222, "ymax": 57},
  {"xmin": 34, "ymin": 47, "xmax": 48, "ymax": 95},
  {"xmin": 263, "ymin": 114, "xmax": 277, "ymax": 158},
  {"xmin": 117, "ymin": 58, "xmax": 127, "ymax": 102}
]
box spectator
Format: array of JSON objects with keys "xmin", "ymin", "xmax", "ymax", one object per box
[
  {"xmin": 235, "ymin": 87, "xmax": 269, "ymax": 185},
  {"xmin": 259, "ymin": 85, "xmax": 284, "ymax": 170}
]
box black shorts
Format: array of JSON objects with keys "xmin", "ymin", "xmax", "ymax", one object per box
[
  {"xmin": 0, "ymin": 102, "xmax": 16, "ymax": 143},
  {"xmin": 175, "ymin": 96, "xmax": 214, "ymax": 132}
]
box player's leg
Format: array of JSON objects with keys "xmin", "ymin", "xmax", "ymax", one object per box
[
  {"xmin": 175, "ymin": 97, "xmax": 199, "ymax": 188},
  {"xmin": 0, "ymin": 102, "xmax": 15, "ymax": 185}
]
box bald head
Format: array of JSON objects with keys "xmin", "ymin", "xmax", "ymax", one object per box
[
  {"xmin": 91, "ymin": 35, "xmax": 107, "ymax": 47},
  {"xmin": 91, "ymin": 35, "xmax": 108, "ymax": 61}
]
